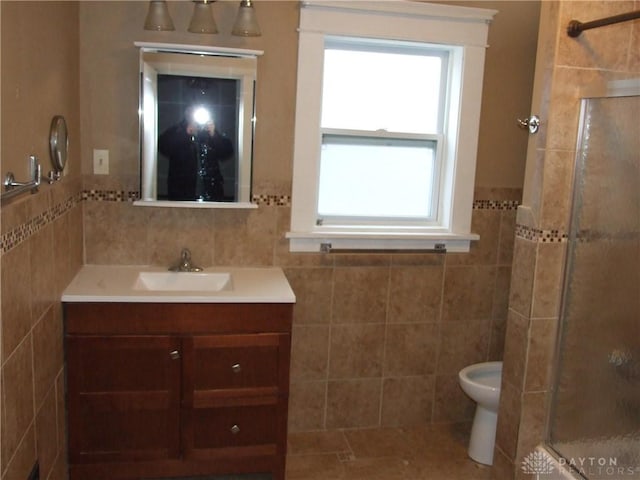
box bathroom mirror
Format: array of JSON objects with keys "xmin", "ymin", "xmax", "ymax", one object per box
[{"xmin": 136, "ymin": 42, "xmax": 262, "ymax": 207}]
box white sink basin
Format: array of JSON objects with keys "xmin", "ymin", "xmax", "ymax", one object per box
[{"xmin": 134, "ymin": 271, "xmax": 232, "ymax": 292}]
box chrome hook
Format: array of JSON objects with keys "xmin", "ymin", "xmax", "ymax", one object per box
[{"xmin": 517, "ymin": 115, "xmax": 540, "ymax": 134}]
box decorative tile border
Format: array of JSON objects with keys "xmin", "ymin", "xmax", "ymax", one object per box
[
  {"xmin": 82, "ymin": 190, "xmax": 140, "ymax": 202},
  {"xmin": 80, "ymin": 190, "xmax": 293, "ymax": 207},
  {"xmin": 0, "ymin": 188, "xmax": 526, "ymax": 255},
  {"xmin": 515, "ymin": 224, "xmax": 569, "ymax": 243},
  {"xmin": 473, "ymin": 199, "xmax": 520, "ymax": 210},
  {"xmin": 1, "ymin": 191, "xmax": 83, "ymax": 254}
]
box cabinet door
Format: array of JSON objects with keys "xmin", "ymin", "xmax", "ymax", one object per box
[
  {"xmin": 181, "ymin": 333, "xmax": 290, "ymax": 459},
  {"xmin": 66, "ymin": 335, "xmax": 182, "ymax": 464}
]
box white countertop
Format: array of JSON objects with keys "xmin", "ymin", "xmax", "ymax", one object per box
[{"xmin": 62, "ymin": 265, "xmax": 296, "ymax": 303}]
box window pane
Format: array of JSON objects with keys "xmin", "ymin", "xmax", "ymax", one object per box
[
  {"xmin": 321, "ymin": 48, "xmax": 443, "ymax": 134},
  {"xmin": 318, "ymin": 136, "xmax": 436, "ymax": 219}
]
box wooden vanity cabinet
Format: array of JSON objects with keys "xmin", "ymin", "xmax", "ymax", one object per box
[{"xmin": 64, "ymin": 302, "xmax": 293, "ymax": 480}]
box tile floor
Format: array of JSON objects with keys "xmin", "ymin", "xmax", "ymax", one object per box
[
  {"xmin": 286, "ymin": 423, "xmax": 491, "ymax": 480},
  {"xmin": 169, "ymin": 423, "xmax": 491, "ymax": 480}
]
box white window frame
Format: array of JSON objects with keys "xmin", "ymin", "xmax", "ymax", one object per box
[{"xmin": 287, "ymin": 1, "xmax": 496, "ymax": 252}]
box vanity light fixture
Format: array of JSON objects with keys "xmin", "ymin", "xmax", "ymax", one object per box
[
  {"xmin": 231, "ymin": 0, "xmax": 261, "ymax": 37},
  {"xmin": 143, "ymin": 0, "xmax": 175, "ymax": 31},
  {"xmin": 188, "ymin": 0, "xmax": 218, "ymax": 34},
  {"xmin": 143, "ymin": 0, "xmax": 261, "ymax": 37}
]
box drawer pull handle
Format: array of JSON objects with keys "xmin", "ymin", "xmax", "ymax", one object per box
[
  {"xmin": 231, "ymin": 363, "xmax": 242, "ymax": 373},
  {"xmin": 230, "ymin": 424, "xmax": 240, "ymax": 435},
  {"xmin": 169, "ymin": 350, "xmax": 181, "ymax": 360}
]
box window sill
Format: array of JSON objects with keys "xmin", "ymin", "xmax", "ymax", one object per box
[{"xmin": 286, "ymin": 230, "xmax": 479, "ymax": 253}]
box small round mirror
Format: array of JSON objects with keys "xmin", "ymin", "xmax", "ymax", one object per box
[{"xmin": 49, "ymin": 115, "xmax": 68, "ymax": 173}]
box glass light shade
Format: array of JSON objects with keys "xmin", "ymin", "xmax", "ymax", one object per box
[
  {"xmin": 232, "ymin": 0, "xmax": 261, "ymax": 37},
  {"xmin": 143, "ymin": 0, "xmax": 175, "ymax": 31},
  {"xmin": 188, "ymin": 0, "xmax": 218, "ymax": 34}
]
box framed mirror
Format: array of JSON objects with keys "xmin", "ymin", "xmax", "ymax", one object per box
[{"xmin": 135, "ymin": 42, "xmax": 262, "ymax": 207}]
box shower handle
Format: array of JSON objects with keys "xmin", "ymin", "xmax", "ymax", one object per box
[{"xmin": 517, "ymin": 115, "xmax": 540, "ymax": 134}]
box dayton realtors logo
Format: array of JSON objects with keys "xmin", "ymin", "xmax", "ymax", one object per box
[
  {"xmin": 522, "ymin": 450, "xmax": 640, "ymax": 478},
  {"xmin": 521, "ymin": 451, "xmax": 555, "ymax": 479}
]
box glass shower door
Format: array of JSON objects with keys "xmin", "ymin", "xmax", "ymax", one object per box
[{"xmin": 547, "ymin": 93, "xmax": 640, "ymax": 479}]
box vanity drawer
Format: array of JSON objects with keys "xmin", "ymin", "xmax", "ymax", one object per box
[
  {"xmin": 189, "ymin": 403, "xmax": 279, "ymax": 451},
  {"xmin": 186, "ymin": 334, "xmax": 289, "ymax": 393}
]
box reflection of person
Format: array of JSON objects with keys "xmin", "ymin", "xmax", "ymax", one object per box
[{"xmin": 158, "ymin": 106, "xmax": 234, "ymax": 201}]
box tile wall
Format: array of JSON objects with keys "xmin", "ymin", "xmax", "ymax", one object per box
[
  {"xmin": 79, "ymin": 186, "xmax": 520, "ymax": 432},
  {"xmin": 0, "ymin": 178, "xmax": 83, "ymax": 480},
  {"xmin": 492, "ymin": 1, "xmax": 640, "ymax": 478}
]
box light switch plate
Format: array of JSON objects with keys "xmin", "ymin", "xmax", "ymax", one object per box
[{"xmin": 93, "ymin": 149, "xmax": 109, "ymax": 175}]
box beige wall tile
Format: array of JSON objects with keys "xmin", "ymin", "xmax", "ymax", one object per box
[
  {"xmin": 384, "ymin": 323, "xmax": 438, "ymax": 376},
  {"xmin": 32, "ymin": 306, "xmax": 63, "ymax": 410},
  {"xmin": 287, "ymin": 430, "xmax": 349, "ymax": 456},
  {"xmin": 146, "ymin": 207, "xmax": 216, "ymax": 268},
  {"xmin": 502, "ymin": 311, "xmax": 528, "ymax": 391},
  {"xmin": 328, "ymin": 324, "xmax": 385, "ymax": 379},
  {"xmin": 288, "ymin": 381, "xmax": 327, "ymax": 432},
  {"xmin": 332, "ymin": 267, "xmax": 388, "ymax": 324},
  {"xmin": 498, "ymin": 210, "xmax": 517, "ymax": 266},
  {"xmin": 388, "ymin": 266, "xmax": 443, "ymax": 324},
  {"xmin": 524, "ymin": 317, "xmax": 557, "ymax": 393},
  {"xmin": 442, "ymin": 265, "xmax": 496, "ymax": 322},
  {"xmin": 557, "ymin": 1, "xmax": 635, "ymax": 71},
  {"xmin": 284, "ymin": 268, "xmax": 333, "ymax": 325},
  {"xmin": 447, "ymin": 209, "xmax": 500, "ymax": 266},
  {"xmin": 1, "ymin": 338, "xmax": 35, "ymax": 466},
  {"xmin": 326, "ymin": 379, "xmax": 381, "ymax": 429},
  {"xmin": 1, "ymin": 425, "xmax": 36, "ymax": 480},
  {"xmin": 1, "ymin": 242, "xmax": 31, "ymax": 361},
  {"xmin": 495, "ymin": 380, "xmax": 521, "ymax": 462},
  {"xmin": 437, "ymin": 320, "xmax": 491, "ymax": 375},
  {"xmin": 531, "ymin": 242, "xmax": 565, "ymax": 319},
  {"xmin": 491, "ymin": 446, "xmax": 515, "ymax": 480},
  {"xmin": 290, "ymin": 325, "xmax": 329, "ymax": 381},
  {"xmin": 508, "ymin": 238, "xmax": 536, "ymax": 318},
  {"xmin": 515, "ymin": 391, "xmax": 547, "ymax": 463},
  {"xmin": 35, "ymin": 387, "xmax": 58, "ymax": 480},
  {"xmin": 433, "ymin": 374, "xmax": 474, "ymax": 423},
  {"xmin": 381, "ymin": 376, "xmax": 435, "ymax": 427}
]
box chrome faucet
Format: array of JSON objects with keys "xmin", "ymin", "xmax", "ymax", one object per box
[{"xmin": 169, "ymin": 248, "xmax": 203, "ymax": 272}]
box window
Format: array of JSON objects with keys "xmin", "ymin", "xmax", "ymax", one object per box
[{"xmin": 288, "ymin": 1, "xmax": 496, "ymax": 252}]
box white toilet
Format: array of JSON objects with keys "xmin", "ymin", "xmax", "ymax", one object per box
[{"xmin": 458, "ymin": 361, "xmax": 503, "ymax": 466}]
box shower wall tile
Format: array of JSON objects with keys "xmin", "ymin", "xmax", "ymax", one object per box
[
  {"xmin": 524, "ymin": 317, "xmax": 557, "ymax": 393},
  {"xmin": 539, "ymin": 149, "xmax": 574, "ymax": 232},
  {"xmin": 508, "ymin": 238, "xmax": 536, "ymax": 318},
  {"xmin": 501, "ymin": 310, "xmax": 528, "ymax": 391},
  {"xmin": 495, "ymin": 379, "xmax": 522, "ymax": 462},
  {"xmin": 515, "ymin": 391, "xmax": 547, "ymax": 464},
  {"xmin": 557, "ymin": 1, "xmax": 635, "ymax": 71},
  {"xmin": 498, "ymin": 210, "xmax": 517, "ymax": 265},
  {"xmin": 531, "ymin": 242, "xmax": 566, "ymax": 319}
]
